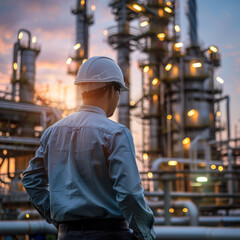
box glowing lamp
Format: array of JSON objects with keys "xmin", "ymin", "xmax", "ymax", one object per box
[
  {"xmin": 168, "ymin": 160, "xmax": 177, "ymax": 166},
  {"xmin": 174, "ymin": 25, "xmax": 181, "ymax": 32},
  {"xmin": 133, "ymin": 4, "xmax": 143, "ymax": 11},
  {"xmin": 32, "ymin": 36, "xmax": 37, "ymax": 43},
  {"xmin": 82, "ymin": 59, "xmax": 87, "ymax": 64},
  {"xmin": 187, "ymin": 109, "xmax": 196, "ymax": 117},
  {"xmin": 157, "ymin": 33, "xmax": 165, "ymax": 41},
  {"xmin": 18, "ymin": 32, "xmax": 23, "ymax": 40},
  {"xmin": 140, "ymin": 21, "xmax": 149, "ymax": 27},
  {"xmin": 196, "ymin": 176, "xmax": 208, "ymax": 183},
  {"xmin": 218, "ymin": 166, "xmax": 224, "ymax": 172},
  {"xmin": 103, "ymin": 29, "xmax": 108, "ymax": 36},
  {"xmin": 165, "ymin": 63, "xmax": 172, "ymax": 71},
  {"xmin": 152, "ymin": 78, "xmax": 159, "ymax": 85},
  {"xmin": 183, "ymin": 208, "xmax": 188, "ymax": 213},
  {"xmin": 91, "ymin": 5, "xmax": 96, "ymax": 11},
  {"xmin": 143, "ymin": 66, "xmax": 150, "ymax": 73},
  {"xmin": 169, "ymin": 208, "xmax": 174, "ymax": 213},
  {"xmin": 130, "ymin": 100, "xmax": 135, "ymax": 106},
  {"xmin": 148, "ymin": 172, "xmax": 153, "ymax": 179},
  {"xmin": 192, "ymin": 62, "xmax": 202, "ymax": 68},
  {"xmin": 167, "ymin": 115, "xmax": 172, "ymax": 120},
  {"xmin": 211, "ymin": 164, "xmax": 216, "ymax": 170},
  {"xmin": 210, "ymin": 46, "xmax": 218, "ymax": 53},
  {"xmin": 74, "ymin": 43, "xmax": 81, "ymax": 50},
  {"xmin": 13, "ymin": 62, "xmax": 18, "ymax": 70},
  {"xmin": 164, "ymin": 7, "xmax": 172, "ymax": 13},
  {"xmin": 182, "ymin": 137, "xmax": 190, "ymax": 145},
  {"xmin": 216, "ymin": 77, "xmax": 224, "ymax": 84},
  {"xmin": 143, "ymin": 153, "xmax": 148, "ymax": 160},
  {"xmin": 216, "ymin": 111, "xmax": 221, "ymax": 117},
  {"xmin": 66, "ymin": 58, "xmax": 72, "ymax": 65}
]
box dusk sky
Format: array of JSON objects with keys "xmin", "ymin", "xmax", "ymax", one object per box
[{"xmin": 0, "ymin": 0, "xmax": 240, "ymax": 148}]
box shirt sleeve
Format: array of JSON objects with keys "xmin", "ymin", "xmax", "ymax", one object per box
[
  {"xmin": 21, "ymin": 130, "xmax": 55, "ymax": 225},
  {"xmin": 108, "ymin": 127, "xmax": 155, "ymax": 240}
]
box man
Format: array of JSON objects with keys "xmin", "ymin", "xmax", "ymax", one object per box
[{"xmin": 21, "ymin": 56, "xmax": 155, "ymax": 240}]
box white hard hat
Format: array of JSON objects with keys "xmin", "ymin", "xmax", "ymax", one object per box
[{"xmin": 74, "ymin": 56, "xmax": 129, "ymax": 92}]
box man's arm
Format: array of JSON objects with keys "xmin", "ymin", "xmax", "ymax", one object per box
[
  {"xmin": 21, "ymin": 132, "xmax": 54, "ymax": 225},
  {"xmin": 108, "ymin": 127, "xmax": 155, "ymax": 240}
]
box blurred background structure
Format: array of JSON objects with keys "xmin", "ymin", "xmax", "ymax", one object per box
[{"xmin": 0, "ymin": 0, "xmax": 240, "ymax": 239}]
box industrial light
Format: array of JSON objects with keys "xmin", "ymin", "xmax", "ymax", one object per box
[
  {"xmin": 192, "ymin": 62, "xmax": 202, "ymax": 68},
  {"xmin": 174, "ymin": 25, "xmax": 181, "ymax": 32},
  {"xmin": 133, "ymin": 4, "xmax": 143, "ymax": 11},
  {"xmin": 130, "ymin": 100, "xmax": 135, "ymax": 106},
  {"xmin": 182, "ymin": 137, "xmax": 190, "ymax": 145},
  {"xmin": 174, "ymin": 42, "xmax": 184, "ymax": 48},
  {"xmin": 168, "ymin": 160, "xmax": 177, "ymax": 166},
  {"xmin": 158, "ymin": 9, "xmax": 164, "ymax": 17},
  {"xmin": 216, "ymin": 76, "xmax": 224, "ymax": 84},
  {"xmin": 165, "ymin": 63, "xmax": 172, "ymax": 71},
  {"xmin": 143, "ymin": 65, "xmax": 149, "ymax": 73},
  {"xmin": 32, "ymin": 36, "xmax": 37, "ymax": 44},
  {"xmin": 183, "ymin": 208, "xmax": 188, "ymax": 213},
  {"xmin": 103, "ymin": 29, "xmax": 108, "ymax": 36},
  {"xmin": 196, "ymin": 176, "xmax": 208, "ymax": 183},
  {"xmin": 74, "ymin": 43, "xmax": 81, "ymax": 50},
  {"xmin": 157, "ymin": 33, "xmax": 165, "ymax": 41},
  {"xmin": 164, "ymin": 7, "xmax": 172, "ymax": 13},
  {"xmin": 153, "ymin": 94, "xmax": 158, "ymax": 101},
  {"xmin": 6, "ymin": 132, "xmax": 10, "ymax": 137},
  {"xmin": 216, "ymin": 111, "xmax": 221, "ymax": 117},
  {"xmin": 210, "ymin": 164, "xmax": 216, "ymax": 170},
  {"xmin": 169, "ymin": 208, "xmax": 174, "ymax": 213},
  {"xmin": 91, "ymin": 5, "xmax": 96, "ymax": 11},
  {"xmin": 140, "ymin": 21, "xmax": 149, "ymax": 27},
  {"xmin": 82, "ymin": 58, "xmax": 87, "ymax": 64},
  {"xmin": 187, "ymin": 109, "xmax": 196, "ymax": 117},
  {"xmin": 157, "ymin": 208, "xmax": 162, "ymax": 213},
  {"xmin": 167, "ymin": 114, "xmax": 172, "ymax": 120},
  {"xmin": 26, "ymin": 213, "xmax": 30, "ymax": 218},
  {"xmin": 148, "ymin": 172, "xmax": 153, "ymax": 179},
  {"xmin": 218, "ymin": 166, "xmax": 224, "ymax": 172},
  {"xmin": 210, "ymin": 46, "xmax": 218, "ymax": 53},
  {"xmin": 166, "ymin": 1, "xmax": 172, "ymax": 6},
  {"xmin": 66, "ymin": 57, "xmax": 72, "ymax": 65},
  {"xmin": 3, "ymin": 149, "xmax": 7, "ymax": 155},
  {"xmin": 81, "ymin": 0, "xmax": 85, "ymax": 5},
  {"xmin": 18, "ymin": 32, "xmax": 23, "ymax": 40},
  {"xmin": 152, "ymin": 78, "xmax": 159, "ymax": 85},
  {"xmin": 13, "ymin": 62, "xmax": 18, "ymax": 70},
  {"xmin": 143, "ymin": 153, "xmax": 148, "ymax": 160}
]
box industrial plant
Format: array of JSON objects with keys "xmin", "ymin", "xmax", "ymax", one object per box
[{"xmin": 0, "ymin": 0, "xmax": 240, "ymax": 239}]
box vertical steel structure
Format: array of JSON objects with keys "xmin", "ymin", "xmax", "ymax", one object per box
[
  {"xmin": 68, "ymin": 0, "xmax": 93, "ymax": 107},
  {"xmin": 12, "ymin": 29, "xmax": 40, "ymax": 103}
]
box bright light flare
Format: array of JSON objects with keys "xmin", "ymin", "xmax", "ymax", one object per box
[
  {"xmin": 174, "ymin": 25, "xmax": 181, "ymax": 32},
  {"xmin": 182, "ymin": 137, "xmax": 190, "ymax": 145},
  {"xmin": 143, "ymin": 153, "xmax": 148, "ymax": 160},
  {"xmin": 130, "ymin": 100, "xmax": 135, "ymax": 106},
  {"xmin": 82, "ymin": 59, "xmax": 87, "ymax": 64},
  {"xmin": 165, "ymin": 63, "xmax": 172, "ymax": 71},
  {"xmin": 196, "ymin": 176, "xmax": 208, "ymax": 183},
  {"xmin": 168, "ymin": 160, "xmax": 177, "ymax": 166},
  {"xmin": 166, "ymin": 1, "xmax": 172, "ymax": 6},
  {"xmin": 133, "ymin": 4, "xmax": 143, "ymax": 11},
  {"xmin": 164, "ymin": 7, "xmax": 172, "ymax": 13},
  {"xmin": 175, "ymin": 42, "xmax": 184, "ymax": 48},
  {"xmin": 143, "ymin": 66, "xmax": 149, "ymax": 73},
  {"xmin": 26, "ymin": 214, "xmax": 30, "ymax": 218},
  {"xmin": 13, "ymin": 62, "xmax": 18, "ymax": 70},
  {"xmin": 32, "ymin": 36, "xmax": 37, "ymax": 44},
  {"xmin": 169, "ymin": 208, "xmax": 174, "ymax": 213},
  {"xmin": 211, "ymin": 164, "xmax": 216, "ymax": 170},
  {"xmin": 18, "ymin": 32, "xmax": 23, "ymax": 39},
  {"xmin": 187, "ymin": 109, "xmax": 196, "ymax": 117},
  {"xmin": 91, "ymin": 5, "xmax": 96, "ymax": 11},
  {"xmin": 167, "ymin": 114, "xmax": 172, "ymax": 120},
  {"xmin": 153, "ymin": 94, "xmax": 158, "ymax": 101},
  {"xmin": 74, "ymin": 43, "xmax": 81, "ymax": 50},
  {"xmin": 152, "ymin": 78, "xmax": 159, "ymax": 85},
  {"xmin": 192, "ymin": 62, "xmax": 202, "ymax": 68},
  {"xmin": 148, "ymin": 172, "xmax": 153, "ymax": 179},
  {"xmin": 3, "ymin": 149, "xmax": 8, "ymax": 155},
  {"xmin": 216, "ymin": 111, "xmax": 221, "ymax": 117},
  {"xmin": 140, "ymin": 21, "xmax": 149, "ymax": 27},
  {"xmin": 218, "ymin": 166, "xmax": 224, "ymax": 171},
  {"xmin": 103, "ymin": 29, "xmax": 108, "ymax": 36},
  {"xmin": 66, "ymin": 58, "xmax": 72, "ymax": 65},
  {"xmin": 210, "ymin": 46, "xmax": 218, "ymax": 53},
  {"xmin": 157, "ymin": 33, "xmax": 165, "ymax": 41},
  {"xmin": 183, "ymin": 208, "xmax": 188, "ymax": 213},
  {"xmin": 216, "ymin": 77, "xmax": 224, "ymax": 84}
]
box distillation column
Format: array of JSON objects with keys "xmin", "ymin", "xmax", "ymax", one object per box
[{"xmin": 69, "ymin": 0, "xmax": 93, "ymax": 107}]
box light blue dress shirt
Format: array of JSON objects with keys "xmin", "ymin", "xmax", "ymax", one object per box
[{"xmin": 21, "ymin": 105, "xmax": 155, "ymax": 240}]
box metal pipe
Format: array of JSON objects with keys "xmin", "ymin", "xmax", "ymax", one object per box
[
  {"xmin": 154, "ymin": 226, "xmax": 240, "ymax": 239},
  {"xmin": 187, "ymin": 0, "xmax": 198, "ymax": 46},
  {"xmin": 154, "ymin": 216, "xmax": 240, "ymax": 226},
  {"xmin": 0, "ymin": 220, "xmax": 57, "ymax": 235},
  {"xmin": 147, "ymin": 200, "xmax": 199, "ymax": 226},
  {"xmin": 163, "ymin": 178, "xmax": 171, "ymax": 225}
]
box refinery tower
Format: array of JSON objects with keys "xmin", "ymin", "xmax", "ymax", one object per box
[{"xmin": 0, "ymin": 0, "xmax": 240, "ymax": 239}]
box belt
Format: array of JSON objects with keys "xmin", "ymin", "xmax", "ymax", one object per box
[{"xmin": 59, "ymin": 218, "xmax": 129, "ymax": 231}]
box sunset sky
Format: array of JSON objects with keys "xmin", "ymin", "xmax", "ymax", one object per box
[{"xmin": 0, "ymin": 0, "xmax": 240, "ymax": 145}]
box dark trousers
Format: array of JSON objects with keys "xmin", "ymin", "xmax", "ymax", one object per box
[{"xmin": 58, "ymin": 219, "xmax": 134, "ymax": 240}]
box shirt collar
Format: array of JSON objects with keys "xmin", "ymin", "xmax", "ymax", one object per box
[{"xmin": 77, "ymin": 105, "xmax": 107, "ymax": 117}]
